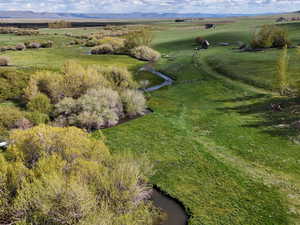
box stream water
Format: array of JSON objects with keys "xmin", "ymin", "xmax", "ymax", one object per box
[
  {"xmin": 152, "ymin": 188, "xmax": 188, "ymax": 225},
  {"xmin": 139, "ymin": 67, "xmax": 174, "ymax": 92}
]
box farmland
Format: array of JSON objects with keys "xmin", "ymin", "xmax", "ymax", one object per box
[{"xmin": 1, "ymin": 14, "xmax": 300, "ymax": 225}]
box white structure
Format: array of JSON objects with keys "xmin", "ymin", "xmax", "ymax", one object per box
[{"xmin": 0, "ymin": 142, "xmax": 8, "ymax": 148}]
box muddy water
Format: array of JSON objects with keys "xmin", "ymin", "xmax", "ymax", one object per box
[{"xmin": 152, "ymin": 188, "xmax": 188, "ymax": 225}]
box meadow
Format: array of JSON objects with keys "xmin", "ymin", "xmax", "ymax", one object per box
[{"xmin": 1, "ymin": 14, "xmax": 300, "ymax": 225}]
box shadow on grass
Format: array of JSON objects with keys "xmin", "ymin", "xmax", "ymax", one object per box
[
  {"xmin": 217, "ymin": 95, "xmax": 300, "ymax": 138},
  {"xmin": 216, "ymin": 93, "xmax": 267, "ymax": 103}
]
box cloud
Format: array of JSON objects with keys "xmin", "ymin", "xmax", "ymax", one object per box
[{"xmin": 0, "ymin": 0, "xmax": 300, "ymax": 13}]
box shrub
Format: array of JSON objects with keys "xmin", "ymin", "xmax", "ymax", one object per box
[
  {"xmin": 27, "ymin": 93, "xmax": 53, "ymax": 114},
  {"xmin": 0, "ymin": 106, "xmax": 24, "ymax": 130},
  {"xmin": 251, "ymin": 25, "xmax": 274, "ymax": 49},
  {"xmin": 131, "ymin": 46, "xmax": 161, "ymax": 61},
  {"xmin": 62, "ymin": 61, "xmax": 105, "ymax": 98},
  {"xmin": 15, "ymin": 43, "xmax": 26, "ymax": 51},
  {"xmin": 23, "ymin": 77, "xmax": 39, "ymax": 101},
  {"xmin": 33, "ymin": 71, "xmax": 64, "ymax": 103},
  {"xmin": 0, "ymin": 27, "xmax": 17, "ymax": 34},
  {"xmin": 91, "ymin": 44, "xmax": 114, "ymax": 54},
  {"xmin": 85, "ymin": 38, "xmax": 98, "ymax": 47},
  {"xmin": 272, "ymin": 27, "xmax": 291, "ymax": 48},
  {"xmin": 0, "ymin": 56, "xmax": 10, "ymax": 66},
  {"xmin": 25, "ymin": 111, "xmax": 50, "ymax": 125},
  {"xmin": 121, "ymin": 89, "xmax": 147, "ymax": 117},
  {"xmin": 95, "ymin": 66, "xmax": 137, "ymax": 89},
  {"xmin": 40, "ymin": 40, "xmax": 53, "ymax": 48},
  {"xmin": 26, "ymin": 62, "xmax": 146, "ymax": 129},
  {"xmin": 0, "ymin": 125, "xmax": 156, "ymax": 225},
  {"xmin": 0, "ymin": 69, "xmax": 29, "ymax": 101},
  {"xmin": 251, "ymin": 25, "xmax": 291, "ymax": 49},
  {"xmin": 30, "ymin": 62, "xmax": 109, "ymax": 102},
  {"xmin": 98, "ymin": 37, "xmax": 125, "ymax": 51},
  {"xmin": 124, "ymin": 28, "xmax": 154, "ymax": 49},
  {"xmin": 54, "ymin": 88, "xmax": 123, "ymax": 130}
]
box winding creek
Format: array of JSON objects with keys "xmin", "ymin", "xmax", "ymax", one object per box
[
  {"xmin": 143, "ymin": 67, "xmax": 188, "ymax": 225},
  {"xmin": 139, "ymin": 66, "xmax": 174, "ymax": 92},
  {"xmin": 152, "ymin": 188, "xmax": 188, "ymax": 225}
]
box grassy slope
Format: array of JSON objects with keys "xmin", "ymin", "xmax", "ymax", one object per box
[{"xmin": 101, "ymin": 18, "xmax": 300, "ymax": 224}]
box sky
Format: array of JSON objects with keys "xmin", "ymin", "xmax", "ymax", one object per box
[{"xmin": 0, "ymin": 0, "xmax": 300, "ymax": 14}]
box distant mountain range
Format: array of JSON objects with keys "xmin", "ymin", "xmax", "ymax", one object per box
[{"xmin": 0, "ymin": 10, "xmax": 277, "ymax": 19}]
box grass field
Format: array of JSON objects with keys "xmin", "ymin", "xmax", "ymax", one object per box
[{"xmin": 1, "ymin": 14, "xmax": 300, "ymax": 224}]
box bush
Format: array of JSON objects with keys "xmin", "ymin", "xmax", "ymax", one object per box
[
  {"xmin": 0, "ymin": 69, "xmax": 29, "ymax": 101},
  {"xmin": 27, "ymin": 93, "xmax": 53, "ymax": 114},
  {"xmin": 98, "ymin": 37, "xmax": 125, "ymax": 51},
  {"xmin": 85, "ymin": 38, "xmax": 98, "ymax": 47},
  {"xmin": 251, "ymin": 25, "xmax": 291, "ymax": 49},
  {"xmin": 40, "ymin": 40, "xmax": 53, "ymax": 48},
  {"xmin": 91, "ymin": 44, "xmax": 114, "ymax": 54},
  {"xmin": 95, "ymin": 66, "xmax": 137, "ymax": 89},
  {"xmin": 25, "ymin": 111, "xmax": 50, "ymax": 125},
  {"xmin": 62, "ymin": 61, "xmax": 107, "ymax": 98},
  {"xmin": 121, "ymin": 89, "xmax": 147, "ymax": 117},
  {"xmin": 0, "ymin": 125, "xmax": 156, "ymax": 225},
  {"xmin": 0, "ymin": 106, "xmax": 25, "ymax": 130},
  {"xmin": 251, "ymin": 25, "xmax": 274, "ymax": 49},
  {"xmin": 25, "ymin": 62, "xmax": 147, "ymax": 129},
  {"xmin": 124, "ymin": 28, "xmax": 154, "ymax": 49},
  {"xmin": 29, "ymin": 62, "xmax": 108, "ymax": 102},
  {"xmin": 0, "ymin": 27, "xmax": 16, "ymax": 34},
  {"xmin": 272, "ymin": 27, "xmax": 291, "ymax": 48},
  {"xmin": 0, "ymin": 56, "xmax": 10, "ymax": 66},
  {"xmin": 34, "ymin": 71, "xmax": 64, "ymax": 103},
  {"xmin": 15, "ymin": 43, "xmax": 26, "ymax": 51},
  {"xmin": 54, "ymin": 88, "xmax": 123, "ymax": 130},
  {"xmin": 131, "ymin": 46, "xmax": 161, "ymax": 61},
  {"xmin": 23, "ymin": 77, "xmax": 39, "ymax": 101}
]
